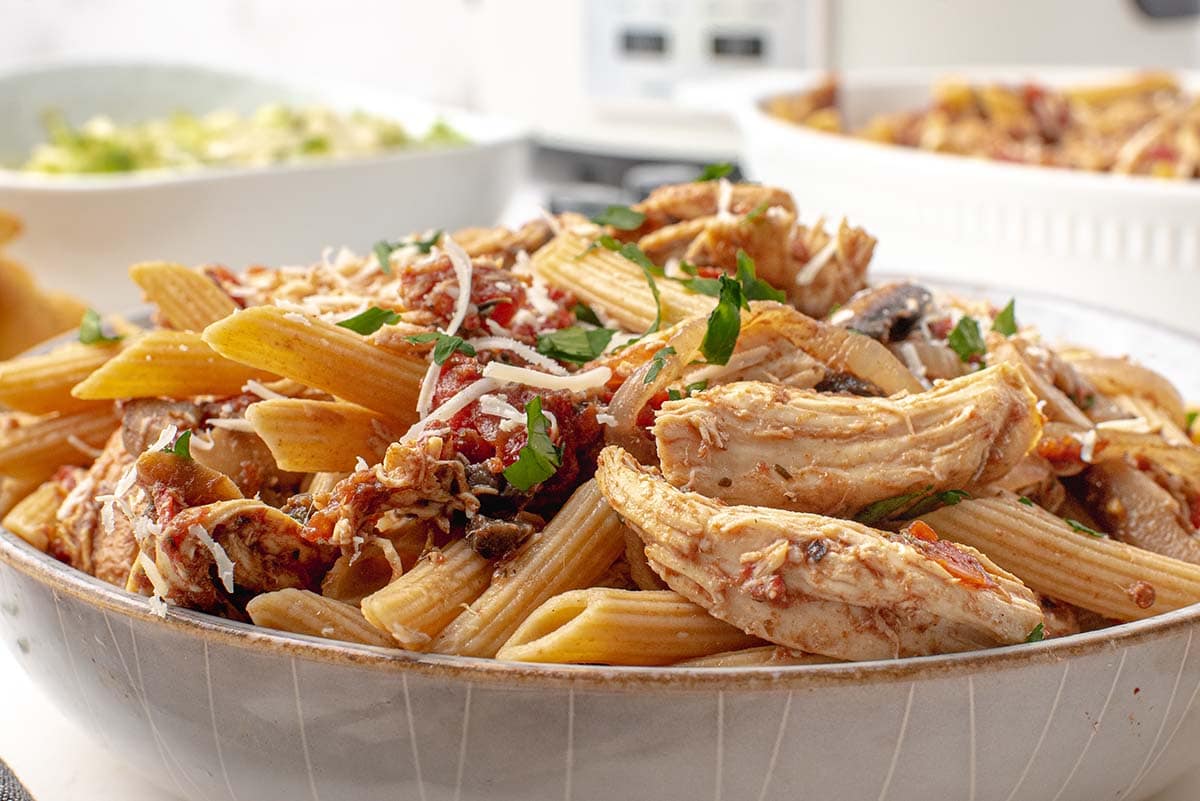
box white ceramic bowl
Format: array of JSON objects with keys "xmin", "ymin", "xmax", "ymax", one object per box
[
  {"xmin": 2, "ymin": 285, "xmax": 1200, "ymax": 801},
  {"xmin": 731, "ymin": 67, "xmax": 1200, "ymax": 333},
  {"xmin": 0, "ymin": 62, "xmax": 528, "ymax": 310}
]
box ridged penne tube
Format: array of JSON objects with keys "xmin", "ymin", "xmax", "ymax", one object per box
[
  {"xmin": 245, "ymin": 399, "xmax": 400, "ymax": 473},
  {"xmin": 1, "ymin": 479, "xmax": 65, "ymax": 551},
  {"xmin": 920, "ymin": 494, "xmax": 1200, "ymax": 621},
  {"xmin": 0, "ymin": 406, "xmax": 119, "ymax": 481},
  {"xmin": 0, "ymin": 477, "xmax": 38, "ymax": 519},
  {"xmin": 360, "ymin": 539, "xmax": 492, "ymax": 650},
  {"xmin": 625, "ymin": 528, "xmax": 666, "ymax": 591},
  {"xmin": 431, "ymin": 480, "xmax": 628, "ymax": 657},
  {"xmin": 495, "ymin": 589, "xmax": 761, "ymax": 665},
  {"xmin": 129, "ymin": 261, "xmax": 238, "ymax": 331},
  {"xmin": 0, "ymin": 341, "xmax": 122, "ymax": 414},
  {"xmin": 531, "ymin": 230, "xmax": 715, "ymax": 332},
  {"xmin": 202, "ymin": 306, "xmax": 425, "ymax": 424},
  {"xmin": 676, "ymin": 645, "xmax": 840, "ymax": 668},
  {"xmin": 71, "ymin": 330, "xmax": 273, "ymax": 400},
  {"xmin": 246, "ymin": 588, "xmax": 396, "ymax": 647}
]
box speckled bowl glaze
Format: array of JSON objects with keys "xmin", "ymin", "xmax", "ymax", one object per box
[{"xmin": 3, "ymin": 286, "xmax": 1200, "ymax": 801}]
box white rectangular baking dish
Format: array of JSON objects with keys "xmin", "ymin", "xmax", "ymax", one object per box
[
  {"xmin": 0, "ymin": 61, "xmax": 528, "ymax": 310},
  {"xmin": 730, "ymin": 67, "xmax": 1200, "ymax": 333}
]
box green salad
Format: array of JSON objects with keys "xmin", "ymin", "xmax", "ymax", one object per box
[{"xmin": 21, "ymin": 104, "xmax": 468, "ymax": 174}]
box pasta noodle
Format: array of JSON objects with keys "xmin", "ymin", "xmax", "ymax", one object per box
[
  {"xmin": 0, "ymin": 406, "xmax": 120, "ymax": 481},
  {"xmin": 495, "ymin": 588, "xmax": 761, "ymax": 665},
  {"xmin": 246, "ymin": 588, "xmax": 396, "ymax": 647},
  {"xmin": 245, "ymin": 399, "xmax": 400, "ymax": 473},
  {"xmin": 0, "ymin": 476, "xmax": 37, "ymax": 519},
  {"xmin": 431, "ymin": 480, "xmax": 627, "ymax": 658},
  {"xmin": 128, "ymin": 261, "xmax": 239, "ymax": 332},
  {"xmin": 1, "ymin": 479, "xmax": 65, "ymax": 551},
  {"xmin": 0, "ymin": 341, "xmax": 122, "ymax": 414}
]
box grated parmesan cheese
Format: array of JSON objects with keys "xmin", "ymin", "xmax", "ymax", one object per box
[
  {"xmin": 1075, "ymin": 429, "xmax": 1098, "ymax": 463},
  {"xmin": 404, "ymin": 377, "xmax": 501, "ymax": 442},
  {"xmin": 481, "ymin": 362, "xmax": 611, "ymax": 393},
  {"xmin": 1097, "ymin": 417, "xmax": 1158, "ymax": 434},
  {"xmin": 56, "ymin": 475, "xmax": 96, "ymax": 523},
  {"xmin": 355, "ymin": 456, "xmax": 370, "ymax": 472},
  {"xmin": 467, "ymin": 336, "xmax": 568, "ymax": 375},
  {"xmin": 596, "ymin": 412, "xmax": 617, "ymax": 427},
  {"xmin": 283, "ymin": 311, "xmax": 313, "ymax": 327},
  {"xmin": 525, "ymin": 280, "xmax": 562, "ymax": 318},
  {"xmin": 243, "ymin": 379, "xmax": 287, "ymax": 400},
  {"xmin": 794, "ymin": 238, "xmax": 838, "ymax": 286},
  {"xmin": 896, "ymin": 342, "xmax": 928, "ymax": 381},
  {"xmin": 207, "ymin": 418, "xmax": 257, "ymax": 433},
  {"xmin": 188, "ymin": 524, "xmax": 236, "ymax": 593},
  {"xmin": 716, "ymin": 178, "xmax": 734, "ymax": 219},
  {"xmin": 416, "ymin": 359, "xmax": 443, "ymax": 419},
  {"xmin": 148, "ymin": 424, "xmax": 179, "ymax": 453},
  {"xmin": 441, "ymin": 235, "xmax": 474, "ymax": 338}
]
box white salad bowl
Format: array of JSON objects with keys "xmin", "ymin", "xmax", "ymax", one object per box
[
  {"xmin": 2, "ymin": 285, "xmax": 1200, "ymax": 801},
  {"xmin": 0, "ymin": 61, "xmax": 528, "ymax": 310},
  {"xmin": 728, "ymin": 67, "xmax": 1200, "ymax": 333}
]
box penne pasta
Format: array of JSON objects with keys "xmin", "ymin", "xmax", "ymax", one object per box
[
  {"xmin": 920, "ymin": 493, "xmax": 1200, "ymax": 621},
  {"xmin": 624, "ymin": 527, "xmax": 666, "ymax": 591},
  {"xmin": 245, "ymin": 399, "xmax": 401, "ymax": 473},
  {"xmin": 71, "ymin": 330, "xmax": 273, "ymax": 400},
  {"xmin": 246, "ymin": 588, "xmax": 396, "ymax": 647},
  {"xmin": 495, "ymin": 589, "xmax": 761, "ymax": 665},
  {"xmin": 431, "ymin": 480, "xmax": 628, "ymax": 658},
  {"xmin": 0, "ymin": 476, "xmax": 38, "ymax": 519},
  {"xmin": 675, "ymin": 645, "xmax": 840, "ymax": 668},
  {"xmin": 0, "ymin": 406, "xmax": 120, "ymax": 482},
  {"xmin": 0, "ymin": 341, "xmax": 123, "ymax": 414},
  {"xmin": 531, "ymin": 230, "xmax": 715, "ymax": 332},
  {"xmin": 1, "ymin": 479, "xmax": 65, "ymax": 551},
  {"xmin": 128, "ymin": 261, "xmax": 239, "ymax": 331},
  {"xmin": 360, "ymin": 539, "xmax": 492, "ymax": 650},
  {"xmin": 202, "ymin": 306, "xmax": 425, "ymax": 424}
]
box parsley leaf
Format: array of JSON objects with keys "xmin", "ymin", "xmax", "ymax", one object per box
[
  {"xmin": 668, "ymin": 380, "xmax": 708, "ymax": 401},
  {"xmin": 373, "ymin": 229, "xmax": 443, "ymax": 273},
  {"xmin": 1018, "ymin": 496, "xmax": 1035, "ymax": 506},
  {"xmin": 573, "ymin": 301, "xmax": 603, "ymax": 326},
  {"xmin": 696, "ymin": 162, "xmax": 734, "ymax": 182},
  {"xmin": 536, "ymin": 326, "xmax": 615, "ymax": 364},
  {"xmin": 162, "ymin": 429, "xmax": 192, "ymax": 460},
  {"xmin": 700, "ymin": 275, "xmax": 744, "ymax": 366},
  {"xmin": 337, "ymin": 307, "xmax": 402, "ymax": 335},
  {"xmin": 947, "ymin": 316, "xmax": 986, "ymax": 363},
  {"xmin": 1187, "ymin": 410, "xmax": 1198, "ymax": 433},
  {"xmin": 1025, "ymin": 623, "xmax": 1045, "ymax": 643},
  {"xmin": 1066, "ymin": 518, "xmax": 1105, "ymax": 537},
  {"xmin": 588, "ymin": 236, "xmax": 664, "ymax": 333},
  {"xmin": 992, "ymin": 299, "xmax": 1018, "ymax": 336},
  {"xmin": 742, "ymin": 201, "xmax": 770, "ymax": 222},
  {"xmin": 735, "ymin": 249, "xmax": 787, "ymax": 303},
  {"xmin": 411, "ymin": 229, "xmax": 443, "ymax": 254},
  {"xmin": 373, "ymin": 241, "xmax": 397, "ymax": 274},
  {"xmin": 405, "ymin": 331, "xmax": 477, "ymax": 365},
  {"xmin": 644, "ymin": 347, "xmax": 676, "ymax": 384},
  {"xmin": 855, "ymin": 488, "xmax": 931, "ymax": 524},
  {"xmin": 907, "ymin": 489, "xmax": 972, "ymax": 517},
  {"xmin": 592, "ymin": 205, "xmax": 646, "ymax": 230},
  {"xmin": 78, "ymin": 309, "xmax": 123, "ymax": 345},
  {"xmin": 677, "ymin": 262, "xmax": 723, "ymax": 297},
  {"xmin": 502, "ymin": 397, "xmax": 562, "ymax": 491}
]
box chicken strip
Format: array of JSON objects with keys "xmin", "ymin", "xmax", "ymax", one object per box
[
  {"xmin": 595, "ymin": 447, "xmax": 1042, "ymax": 661},
  {"xmin": 654, "ymin": 362, "xmax": 1041, "ymax": 518}
]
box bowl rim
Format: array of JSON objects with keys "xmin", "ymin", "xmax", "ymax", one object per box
[
  {"xmin": 0, "ymin": 58, "xmax": 529, "ymax": 191},
  {"xmin": 738, "ymin": 65, "xmax": 1200, "ymax": 200},
  {"xmin": 3, "ymin": 281, "xmax": 1199, "ymax": 691}
]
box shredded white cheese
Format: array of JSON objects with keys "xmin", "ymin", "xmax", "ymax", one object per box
[
  {"xmin": 526, "ymin": 280, "xmax": 562, "ymax": 318},
  {"xmin": 148, "ymin": 595, "xmax": 169, "ymax": 618},
  {"xmin": 596, "ymin": 412, "xmax": 618, "ymax": 427},
  {"xmin": 442, "ymin": 235, "xmax": 474, "ymax": 338},
  {"xmin": 66, "ymin": 435, "xmax": 103, "ymax": 459},
  {"xmin": 1097, "ymin": 417, "xmax": 1158, "ymax": 434},
  {"xmin": 56, "ymin": 475, "xmax": 96, "ymax": 523},
  {"xmin": 481, "ymin": 362, "xmax": 611, "ymax": 393},
  {"xmin": 896, "ymin": 342, "xmax": 928, "ymax": 381},
  {"xmin": 1075, "ymin": 429, "xmax": 1098, "ymax": 463},
  {"xmin": 355, "ymin": 456, "xmax": 370, "ymax": 472},
  {"xmin": 243, "ymin": 379, "xmax": 287, "ymax": 400},
  {"xmin": 188, "ymin": 432, "xmax": 215, "ymax": 451},
  {"xmin": 138, "ymin": 552, "xmax": 170, "ymax": 598},
  {"xmin": 717, "ymin": 178, "xmax": 734, "ymax": 219},
  {"xmin": 513, "ymin": 249, "xmax": 534, "ymax": 276},
  {"xmin": 404, "ymin": 378, "xmax": 501, "ymax": 442},
  {"xmin": 416, "ymin": 359, "xmax": 443, "ymax": 419},
  {"xmin": 148, "ymin": 424, "xmax": 179, "ymax": 453},
  {"xmin": 794, "ymin": 238, "xmax": 838, "ymax": 286},
  {"xmin": 538, "ymin": 209, "xmax": 562, "ymax": 236},
  {"xmin": 686, "ymin": 345, "xmax": 772, "ymax": 384},
  {"xmin": 467, "ymin": 336, "xmax": 569, "ymax": 375},
  {"xmin": 188, "ymin": 524, "xmax": 236, "ymax": 593},
  {"xmin": 207, "ymin": 418, "xmax": 257, "ymax": 433}
]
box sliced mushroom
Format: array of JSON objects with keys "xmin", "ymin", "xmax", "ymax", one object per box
[
  {"xmin": 830, "ymin": 282, "xmax": 932, "ymax": 344},
  {"xmin": 1082, "ymin": 459, "xmax": 1200, "ymax": 565}
]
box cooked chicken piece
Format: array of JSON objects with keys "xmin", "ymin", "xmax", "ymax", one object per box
[
  {"xmin": 788, "ymin": 220, "xmax": 874, "ymax": 318},
  {"xmin": 1082, "ymin": 459, "xmax": 1200, "ymax": 564},
  {"xmin": 890, "ymin": 338, "xmax": 969, "ymax": 383},
  {"xmin": 637, "ymin": 218, "xmax": 709, "ymax": 265},
  {"xmin": 628, "ymin": 182, "xmax": 796, "ymax": 239},
  {"xmin": 136, "ymin": 450, "xmax": 243, "ymax": 513},
  {"xmin": 680, "ymin": 306, "xmax": 827, "ymax": 390},
  {"xmin": 990, "ymin": 336, "xmax": 1094, "ymax": 428},
  {"xmin": 831, "ymin": 282, "xmax": 932, "ymax": 344},
  {"xmin": 451, "ymin": 218, "xmax": 554, "ymax": 269},
  {"xmin": 988, "ymin": 454, "xmax": 1066, "ymax": 513},
  {"xmin": 595, "ymin": 447, "xmax": 1042, "ymax": 661},
  {"xmin": 686, "ymin": 210, "xmax": 796, "ymax": 286},
  {"xmin": 654, "ymin": 363, "xmax": 1040, "ymax": 518},
  {"xmin": 52, "ymin": 430, "xmax": 142, "ymax": 586},
  {"xmin": 303, "ymin": 436, "xmax": 479, "ymax": 546},
  {"xmin": 134, "ymin": 498, "xmax": 330, "ymax": 615}
]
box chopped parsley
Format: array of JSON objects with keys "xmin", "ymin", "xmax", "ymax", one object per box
[
  {"xmin": 991, "ymin": 299, "xmax": 1018, "ymax": 336},
  {"xmin": 162, "ymin": 429, "xmax": 192, "ymax": 460},
  {"xmin": 742, "ymin": 201, "xmax": 770, "ymax": 222},
  {"xmin": 677, "ymin": 262, "xmax": 723, "ymax": 297},
  {"xmin": 735, "ymin": 250, "xmax": 787, "ymax": 302},
  {"xmin": 536, "ymin": 326, "xmax": 615, "ymax": 364},
  {"xmin": 1025, "ymin": 623, "xmax": 1045, "ymax": 643},
  {"xmin": 589, "ymin": 236, "xmax": 664, "ymax": 334},
  {"xmin": 405, "ymin": 331, "xmax": 477, "ymax": 364},
  {"xmin": 573, "ymin": 301, "xmax": 603, "ymax": 327},
  {"xmin": 337, "ymin": 306, "xmax": 402, "ymax": 335},
  {"xmin": 503, "ymin": 397, "xmax": 562, "ymax": 491},
  {"xmin": 668, "ymin": 380, "xmax": 708, "ymax": 401},
  {"xmin": 947, "ymin": 316, "xmax": 986, "ymax": 363},
  {"xmin": 1187, "ymin": 410, "xmax": 1198, "ymax": 433},
  {"xmin": 373, "ymin": 241, "xmax": 396, "ymax": 274},
  {"xmin": 1018, "ymin": 496, "xmax": 1035, "ymax": 506},
  {"xmin": 856, "ymin": 486, "xmax": 970, "ymax": 524},
  {"xmin": 373, "ymin": 229, "xmax": 443, "ymax": 272},
  {"xmin": 591, "ymin": 205, "xmax": 646, "ymax": 230},
  {"xmin": 78, "ymin": 309, "xmax": 123, "ymax": 345},
  {"xmin": 1066, "ymin": 518, "xmax": 1105, "ymax": 537},
  {"xmin": 700, "ymin": 275, "xmax": 744, "ymax": 366},
  {"xmin": 644, "ymin": 346, "xmax": 676, "ymax": 384},
  {"xmin": 906, "ymin": 489, "xmax": 971, "ymax": 517},
  {"xmin": 696, "ymin": 162, "xmax": 734, "ymax": 182}
]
